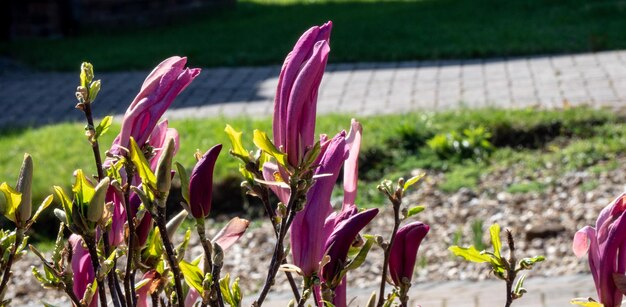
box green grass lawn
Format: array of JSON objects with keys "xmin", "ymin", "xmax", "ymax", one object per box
[
  {"xmin": 2, "ymin": 0, "xmax": 626, "ymax": 71},
  {"xmin": 3, "ymin": 106, "xmax": 626, "ymax": 240},
  {"xmin": 1, "ymin": 106, "xmax": 623, "ymax": 209}
]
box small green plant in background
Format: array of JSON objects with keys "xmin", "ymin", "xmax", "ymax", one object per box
[
  {"xmin": 449, "ymin": 224, "xmax": 545, "ymax": 307},
  {"xmin": 471, "ymin": 219, "xmax": 486, "ymax": 251},
  {"xmin": 427, "ymin": 126, "xmax": 494, "ymax": 162},
  {"xmin": 506, "ymin": 181, "xmax": 547, "ymax": 194}
]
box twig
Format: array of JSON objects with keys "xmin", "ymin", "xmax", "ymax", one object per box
[
  {"xmin": 83, "ymin": 100, "xmax": 124, "ymax": 307},
  {"xmin": 255, "ymin": 184, "xmax": 301, "ymax": 302},
  {"xmin": 124, "ymin": 169, "xmax": 137, "ymax": 307},
  {"xmin": 376, "ymin": 197, "xmax": 402, "ymax": 307},
  {"xmin": 504, "ymin": 230, "xmax": 517, "ymax": 307},
  {"xmin": 63, "ymin": 283, "xmax": 84, "ymax": 307},
  {"xmin": 252, "ymin": 181, "xmax": 300, "ymax": 306},
  {"xmin": 196, "ymin": 222, "xmax": 214, "ymax": 307},
  {"xmin": 0, "ymin": 229, "xmax": 23, "ymax": 299},
  {"xmin": 210, "ymin": 258, "xmax": 225, "ymax": 307},
  {"xmin": 84, "ymin": 235, "xmax": 108, "ymax": 307},
  {"xmin": 154, "ymin": 206, "xmax": 185, "ymax": 306},
  {"xmin": 152, "ymin": 292, "xmax": 160, "ymax": 307}
]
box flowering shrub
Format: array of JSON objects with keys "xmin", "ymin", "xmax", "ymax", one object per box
[{"xmin": 0, "ymin": 21, "xmax": 587, "ymax": 307}]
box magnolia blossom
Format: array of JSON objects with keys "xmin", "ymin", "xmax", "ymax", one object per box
[
  {"xmin": 107, "ymin": 56, "xmax": 199, "ymax": 158},
  {"xmin": 389, "ymin": 222, "xmax": 430, "ymax": 287},
  {"xmin": 290, "ymin": 132, "xmax": 348, "ymax": 276},
  {"xmin": 273, "ymin": 21, "xmax": 332, "ymax": 167},
  {"xmin": 104, "ymin": 56, "xmax": 191, "ymax": 247},
  {"xmin": 573, "ymin": 193, "xmax": 626, "ymax": 307},
  {"xmin": 69, "ymin": 235, "xmax": 97, "ymax": 307},
  {"xmin": 188, "ymin": 144, "xmax": 222, "ymax": 219},
  {"xmin": 321, "ymin": 208, "xmax": 379, "ymax": 287}
]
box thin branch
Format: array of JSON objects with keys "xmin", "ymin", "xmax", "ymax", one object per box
[
  {"xmin": 154, "ymin": 207, "xmax": 185, "ymax": 306},
  {"xmin": 254, "ymin": 183, "xmax": 301, "ymax": 302},
  {"xmin": 376, "ymin": 198, "xmax": 402, "ymax": 307},
  {"xmin": 124, "ymin": 169, "xmax": 137, "ymax": 307},
  {"xmin": 504, "ymin": 230, "xmax": 517, "ymax": 307},
  {"xmin": 0, "ymin": 229, "xmax": 23, "ymax": 299},
  {"xmin": 253, "ymin": 181, "xmax": 300, "ymax": 306},
  {"xmin": 83, "ymin": 101, "xmax": 124, "ymax": 307},
  {"xmin": 84, "ymin": 236, "xmax": 109, "ymax": 307},
  {"xmin": 196, "ymin": 222, "xmax": 214, "ymax": 307}
]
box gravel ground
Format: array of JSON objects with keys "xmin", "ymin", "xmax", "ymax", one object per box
[{"xmin": 7, "ymin": 158, "xmax": 621, "ymax": 305}]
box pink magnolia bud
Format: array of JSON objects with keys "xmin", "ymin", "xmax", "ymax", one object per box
[
  {"xmin": 106, "ymin": 186, "xmax": 126, "ymax": 247},
  {"xmin": 320, "ymin": 208, "xmax": 378, "ymax": 286},
  {"xmin": 273, "ymin": 22, "xmax": 332, "ymax": 167},
  {"xmin": 188, "ymin": 144, "xmax": 222, "ymax": 219},
  {"xmin": 69, "ymin": 234, "xmax": 97, "ymax": 307},
  {"xmin": 388, "ymin": 222, "xmax": 430, "ymax": 287},
  {"xmin": 107, "ymin": 56, "xmax": 199, "ymax": 160}
]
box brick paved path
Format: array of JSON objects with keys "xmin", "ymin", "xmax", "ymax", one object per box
[{"xmin": 2, "ymin": 50, "xmax": 626, "ymax": 128}]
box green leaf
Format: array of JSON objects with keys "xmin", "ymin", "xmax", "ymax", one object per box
[
  {"xmin": 89, "ymin": 80, "xmax": 101, "ymax": 102},
  {"xmin": 253, "ymin": 130, "xmax": 287, "ymax": 167},
  {"xmin": 53, "ymin": 185, "xmax": 72, "ymax": 224},
  {"xmin": 513, "ymin": 273, "xmax": 527, "ymax": 297},
  {"xmin": 449, "ymin": 246, "xmax": 493, "ymax": 263},
  {"xmin": 143, "ymin": 227, "xmax": 163, "ymax": 260},
  {"xmin": 406, "ymin": 205, "xmax": 425, "ymax": 218},
  {"xmin": 94, "ymin": 116, "xmax": 112, "ymax": 140},
  {"xmin": 403, "ymin": 173, "xmax": 425, "ymax": 192},
  {"xmin": 179, "ymin": 260, "xmax": 204, "ymax": 293},
  {"xmin": 175, "ymin": 229, "xmax": 192, "ymax": 262},
  {"xmin": 30, "ymin": 195, "xmax": 53, "ymax": 225},
  {"xmin": 489, "ymin": 224, "xmax": 502, "ymax": 259},
  {"xmin": 72, "ymin": 169, "xmax": 95, "ymax": 208},
  {"xmin": 219, "ymin": 274, "xmax": 234, "ymax": 306},
  {"xmin": 0, "ymin": 182, "xmax": 21, "ymax": 223},
  {"xmin": 301, "ymin": 140, "xmax": 321, "ymax": 169},
  {"xmin": 129, "ymin": 137, "xmax": 156, "ymax": 199},
  {"xmin": 232, "ymin": 277, "xmax": 242, "ymax": 306},
  {"xmin": 105, "ymin": 158, "xmax": 125, "ymax": 183},
  {"xmin": 518, "ymin": 255, "xmax": 546, "ymax": 270},
  {"xmin": 224, "ymin": 125, "xmax": 248, "ymax": 158},
  {"xmin": 175, "ymin": 162, "xmax": 190, "ymax": 205},
  {"xmin": 344, "ymin": 237, "xmax": 375, "ymax": 272},
  {"xmin": 80, "ymin": 62, "xmax": 94, "ymax": 88}
]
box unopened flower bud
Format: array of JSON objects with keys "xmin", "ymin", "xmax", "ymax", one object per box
[
  {"xmin": 212, "ymin": 242, "xmax": 224, "ymax": 267},
  {"xmin": 189, "ymin": 144, "xmax": 222, "ymax": 218},
  {"xmin": 54, "ymin": 208, "xmax": 68, "ymax": 224},
  {"xmin": 155, "ymin": 138, "xmax": 176, "ymax": 200},
  {"xmin": 87, "ymin": 177, "xmax": 109, "ymax": 223},
  {"xmin": 166, "ymin": 210, "xmax": 188, "ymax": 240},
  {"xmin": 15, "ymin": 153, "xmax": 33, "ymax": 225}
]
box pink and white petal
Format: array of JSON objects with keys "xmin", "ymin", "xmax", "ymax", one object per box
[
  {"xmin": 573, "ymin": 226, "xmax": 596, "ymax": 258},
  {"xmin": 213, "ymin": 217, "xmax": 250, "ymax": 250}
]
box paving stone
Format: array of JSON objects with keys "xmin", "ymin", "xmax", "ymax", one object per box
[{"xmin": 2, "ymin": 51, "xmax": 626, "ymax": 128}]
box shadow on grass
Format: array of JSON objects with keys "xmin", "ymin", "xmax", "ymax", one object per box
[{"xmin": 2, "ymin": 0, "xmax": 626, "ymax": 71}]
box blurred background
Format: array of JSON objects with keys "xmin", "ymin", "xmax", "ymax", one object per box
[
  {"xmin": 2, "ymin": 1, "xmax": 626, "ymax": 305},
  {"xmin": 2, "ymin": 0, "xmax": 626, "ymax": 70}
]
